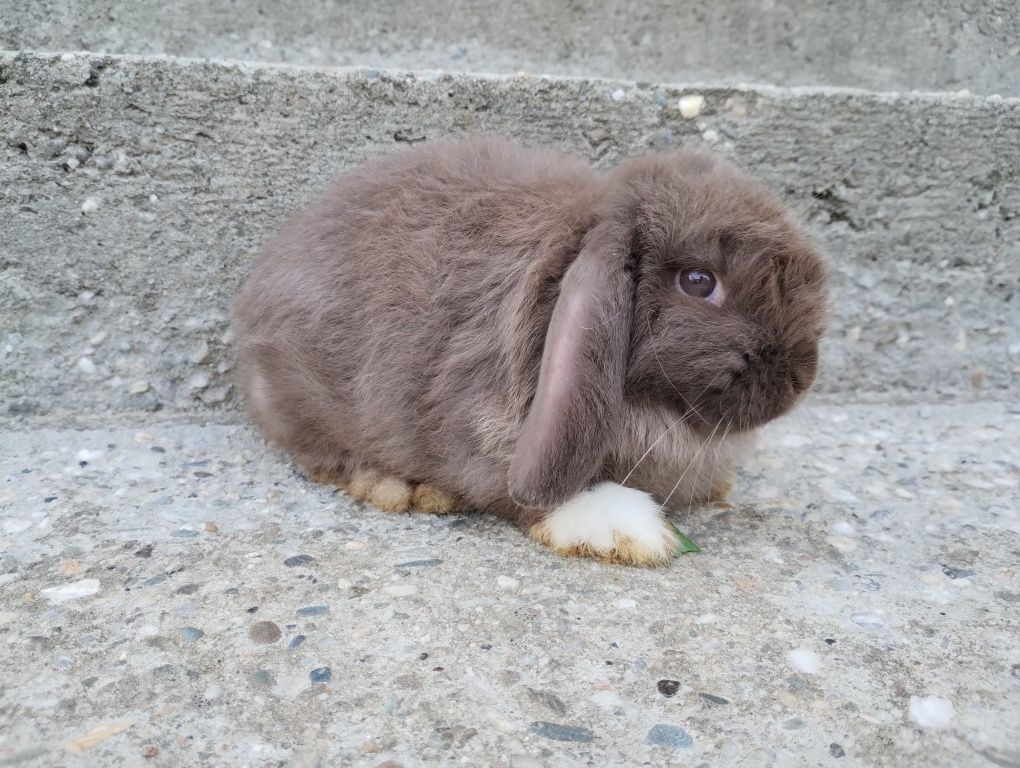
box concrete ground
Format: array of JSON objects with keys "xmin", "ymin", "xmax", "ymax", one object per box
[
  {"xmin": 3, "ymin": 8, "xmax": 1019, "ymax": 767},
  {"xmin": 2, "ymin": 400, "xmax": 1018, "ymax": 767}
]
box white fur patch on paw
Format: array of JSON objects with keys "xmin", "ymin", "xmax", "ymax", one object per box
[{"xmin": 530, "ymin": 482, "xmax": 680, "ymax": 566}]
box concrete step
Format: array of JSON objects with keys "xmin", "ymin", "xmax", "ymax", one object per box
[
  {"xmin": 3, "ymin": 0, "xmax": 1018, "ymax": 95},
  {"xmin": 2, "ymin": 51, "xmax": 1018, "ymax": 422},
  {"xmin": 1, "ymin": 401, "xmax": 1018, "ymax": 766}
]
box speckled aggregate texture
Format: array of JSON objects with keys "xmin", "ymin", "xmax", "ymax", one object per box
[
  {"xmin": 1, "ymin": 52, "xmax": 1019, "ymax": 422},
  {"xmin": 2, "ymin": 16, "xmax": 1020, "ymax": 767},
  {"xmin": 2, "ymin": 0, "xmax": 1018, "ymax": 94},
  {"xmin": 2, "ymin": 401, "xmax": 1019, "ymax": 767}
]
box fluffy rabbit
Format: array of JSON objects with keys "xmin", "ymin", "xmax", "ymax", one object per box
[{"xmin": 232, "ymin": 136, "xmax": 827, "ymax": 565}]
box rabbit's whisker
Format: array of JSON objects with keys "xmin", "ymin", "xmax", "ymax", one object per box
[
  {"xmin": 648, "ymin": 319, "xmax": 710, "ymax": 426},
  {"xmin": 660, "ymin": 416, "xmax": 723, "ymax": 512},
  {"xmin": 619, "ymin": 367, "xmax": 723, "ymax": 487},
  {"xmin": 686, "ymin": 416, "xmax": 734, "ymax": 514},
  {"xmin": 621, "ymin": 416, "xmax": 681, "ymax": 487}
]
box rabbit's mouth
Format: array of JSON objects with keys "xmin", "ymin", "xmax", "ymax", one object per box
[{"xmin": 673, "ymin": 341, "xmax": 820, "ymax": 435}]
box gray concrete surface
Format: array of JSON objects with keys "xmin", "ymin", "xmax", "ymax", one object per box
[
  {"xmin": 2, "ymin": 0, "xmax": 1018, "ymax": 95},
  {"xmin": 1, "ymin": 400, "xmax": 1018, "ymax": 767},
  {"xmin": 2, "ymin": 52, "xmax": 1019, "ymax": 423}
]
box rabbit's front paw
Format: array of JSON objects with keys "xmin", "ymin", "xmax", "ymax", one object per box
[{"xmin": 529, "ymin": 482, "xmax": 681, "ymax": 566}]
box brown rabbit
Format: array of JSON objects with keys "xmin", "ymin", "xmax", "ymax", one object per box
[{"xmin": 232, "ymin": 136, "xmax": 827, "ymax": 565}]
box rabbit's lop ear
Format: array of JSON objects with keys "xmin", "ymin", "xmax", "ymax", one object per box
[{"xmin": 509, "ymin": 219, "xmax": 634, "ymax": 508}]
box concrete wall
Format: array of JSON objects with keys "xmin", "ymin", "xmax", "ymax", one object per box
[
  {"xmin": 2, "ymin": 52, "xmax": 1018, "ymax": 421},
  {"xmin": 2, "ymin": 0, "xmax": 1018, "ymax": 95}
]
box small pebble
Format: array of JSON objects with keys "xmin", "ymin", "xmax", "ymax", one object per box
[
  {"xmin": 203, "ymin": 521, "xmax": 219, "ymax": 532},
  {"xmin": 81, "ymin": 197, "xmax": 100, "ymax": 214},
  {"xmin": 787, "ymin": 647, "xmax": 821, "ymax": 674},
  {"xmin": 611, "ymin": 88, "xmax": 626, "ymax": 102},
  {"xmin": 941, "ymin": 564, "xmax": 975, "ymax": 580},
  {"xmin": 646, "ymin": 724, "xmax": 694, "ymax": 748},
  {"xmin": 284, "ymin": 554, "xmax": 315, "ymax": 567},
  {"xmin": 852, "ymin": 613, "xmax": 885, "ymax": 629},
  {"xmin": 296, "ymin": 605, "xmax": 330, "ymax": 617},
  {"xmin": 698, "ymin": 692, "xmax": 729, "ymax": 705},
  {"xmin": 530, "ymin": 721, "xmax": 594, "ymax": 743},
  {"xmin": 657, "ymin": 679, "xmax": 680, "ymax": 697},
  {"xmin": 701, "ymin": 129, "xmax": 720, "ymax": 143},
  {"xmin": 909, "ymin": 695, "xmax": 955, "ymax": 729},
  {"xmin": 249, "ymin": 621, "xmax": 282, "ymax": 644},
  {"xmin": 287, "ymin": 634, "xmax": 306, "ymax": 651},
  {"xmin": 394, "ymin": 559, "xmax": 442, "ymax": 568},
  {"xmin": 614, "ymin": 598, "xmax": 637, "ymax": 609},
  {"xmin": 309, "ymin": 667, "xmax": 332, "ymax": 684},
  {"xmin": 77, "ymin": 357, "xmax": 98, "ymax": 375},
  {"xmin": 831, "ymin": 521, "xmax": 855, "ymax": 536},
  {"xmin": 830, "ymin": 488, "xmax": 859, "ymax": 503},
  {"xmin": 180, "ymin": 627, "xmax": 204, "ymax": 642},
  {"xmin": 188, "ymin": 372, "xmax": 209, "ymax": 390},
  {"xmin": 41, "ymin": 579, "xmax": 100, "ymax": 603},
  {"xmin": 497, "ymin": 575, "xmax": 519, "ymax": 589},
  {"xmin": 383, "ymin": 584, "xmax": 417, "ymax": 597},
  {"xmin": 142, "ymin": 745, "xmax": 158, "ymax": 758},
  {"xmin": 830, "ymin": 743, "xmax": 845, "ymax": 758},
  {"xmin": 678, "ymin": 94, "xmax": 705, "ymax": 119}
]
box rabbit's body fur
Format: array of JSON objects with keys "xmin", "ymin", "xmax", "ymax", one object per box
[{"xmin": 233, "ymin": 136, "xmax": 826, "ymax": 564}]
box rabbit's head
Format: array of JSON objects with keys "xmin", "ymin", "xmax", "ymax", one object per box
[{"xmin": 510, "ymin": 149, "xmax": 828, "ymax": 507}]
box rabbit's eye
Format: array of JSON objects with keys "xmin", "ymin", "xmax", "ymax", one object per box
[{"xmin": 676, "ymin": 269, "xmax": 717, "ymax": 299}]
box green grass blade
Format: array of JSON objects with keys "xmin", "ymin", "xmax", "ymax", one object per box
[{"xmin": 669, "ymin": 523, "xmax": 702, "ymax": 554}]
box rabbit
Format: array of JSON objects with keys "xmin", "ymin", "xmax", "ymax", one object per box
[{"xmin": 232, "ymin": 136, "xmax": 827, "ymax": 565}]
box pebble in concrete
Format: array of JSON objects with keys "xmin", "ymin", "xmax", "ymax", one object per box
[
  {"xmin": 309, "ymin": 667, "xmax": 332, "ymax": 684},
  {"xmin": 646, "ymin": 724, "xmax": 694, "ymax": 748},
  {"xmin": 530, "ymin": 722, "xmax": 594, "ymax": 743},
  {"xmin": 909, "ymin": 696, "xmax": 956, "ymax": 729},
  {"xmin": 295, "ymin": 605, "xmax": 329, "ymax": 617},
  {"xmin": 248, "ymin": 621, "xmax": 281, "ymax": 644}
]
